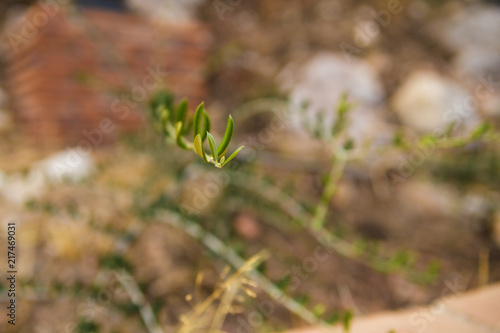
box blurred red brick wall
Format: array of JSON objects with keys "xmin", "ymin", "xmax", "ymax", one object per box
[{"xmin": 6, "ymin": 4, "xmax": 210, "ymax": 146}]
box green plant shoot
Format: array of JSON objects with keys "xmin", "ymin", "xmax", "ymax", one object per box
[{"xmin": 150, "ymin": 90, "xmax": 244, "ymax": 168}]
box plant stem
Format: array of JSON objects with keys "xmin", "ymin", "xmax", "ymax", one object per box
[
  {"xmin": 155, "ymin": 210, "xmax": 327, "ymax": 326},
  {"xmin": 230, "ymin": 172, "xmax": 354, "ymax": 258},
  {"xmin": 229, "ymin": 171, "xmax": 437, "ymax": 281},
  {"xmin": 311, "ymin": 144, "xmax": 347, "ymax": 231},
  {"xmin": 114, "ymin": 270, "xmax": 165, "ymax": 333}
]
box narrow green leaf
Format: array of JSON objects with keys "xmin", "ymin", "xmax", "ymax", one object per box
[
  {"xmin": 353, "ymin": 239, "xmax": 366, "ymax": 256},
  {"xmin": 425, "ymin": 259, "xmax": 441, "ymax": 277},
  {"xmin": 154, "ymin": 106, "xmax": 168, "ymax": 133},
  {"xmin": 193, "ymin": 102, "xmax": 204, "ymax": 139},
  {"xmin": 182, "ymin": 119, "xmax": 193, "ymax": 135},
  {"xmin": 312, "ymin": 303, "xmax": 326, "ymax": 317},
  {"xmin": 194, "ymin": 134, "xmax": 207, "ymax": 162},
  {"xmin": 207, "ymin": 132, "xmax": 218, "ymax": 161},
  {"xmin": 150, "ymin": 90, "xmax": 173, "ymax": 119},
  {"xmin": 392, "ymin": 130, "xmax": 404, "ymax": 147},
  {"xmin": 326, "ymin": 313, "xmax": 341, "ymax": 325},
  {"xmin": 160, "ymin": 106, "xmax": 170, "ymax": 135},
  {"xmin": 295, "ymin": 294, "xmax": 310, "ymax": 306},
  {"xmin": 201, "ymin": 111, "xmax": 211, "ymax": 142},
  {"xmin": 217, "ymin": 115, "xmax": 234, "ymax": 155},
  {"xmin": 332, "ymin": 93, "xmax": 351, "ymax": 137},
  {"xmin": 419, "ymin": 134, "xmax": 438, "ymax": 148},
  {"xmin": 276, "ymin": 275, "xmax": 291, "ymax": 291},
  {"xmin": 445, "ymin": 121, "xmax": 456, "ymax": 138},
  {"xmin": 300, "ymin": 100, "xmax": 310, "ymax": 112},
  {"xmin": 176, "ymin": 98, "xmax": 188, "ymax": 125},
  {"xmin": 160, "ymin": 106, "xmax": 169, "ymax": 125},
  {"xmin": 343, "ymin": 138, "xmax": 355, "ymax": 150},
  {"xmin": 175, "ymin": 122, "xmax": 188, "ymax": 149},
  {"xmin": 221, "ymin": 146, "xmax": 244, "ymax": 166},
  {"xmin": 175, "ymin": 121, "xmax": 182, "ymax": 136},
  {"xmin": 314, "ymin": 112, "xmax": 324, "ymax": 138},
  {"xmin": 343, "ymin": 310, "xmax": 353, "ymax": 332},
  {"xmin": 337, "ymin": 92, "xmax": 351, "ymax": 117},
  {"xmin": 451, "ymin": 139, "xmax": 468, "ymax": 148},
  {"xmin": 471, "ymin": 122, "xmax": 491, "ymax": 140}
]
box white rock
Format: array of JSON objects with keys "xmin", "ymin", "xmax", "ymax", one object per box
[
  {"xmin": 277, "ymin": 52, "xmax": 392, "ymax": 145},
  {"xmin": 434, "ymin": 5, "xmax": 500, "ymax": 55},
  {"xmin": 126, "ymin": 0, "xmax": 204, "ymax": 22},
  {"xmin": 0, "ymin": 164, "xmax": 45, "ymax": 205},
  {"xmin": 430, "ymin": 5, "xmax": 500, "ymax": 120},
  {"xmin": 0, "ymin": 173, "xmax": 45, "ymax": 204},
  {"xmin": 391, "ymin": 70, "xmax": 480, "ymax": 133},
  {"xmin": 0, "ymin": 149, "xmax": 94, "ymax": 204},
  {"xmin": 453, "ymin": 47, "xmax": 500, "ymax": 80},
  {"xmin": 279, "ymin": 52, "xmax": 384, "ymax": 106},
  {"xmin": 31, "ymin": 149, "xmax": 95, "ymax": 184}
]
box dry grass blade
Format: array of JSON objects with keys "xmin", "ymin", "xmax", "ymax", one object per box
[{"xmin": 178, "ymin": 251, "xmax": 268, "ymax": 333}]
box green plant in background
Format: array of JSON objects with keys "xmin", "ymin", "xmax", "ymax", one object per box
[
  {"xmin": 76, "ymin": 319, "xmax": 100, "ymax": 333},
  {"xmin": 150, "ymin": 91, "xmax": 244, "ymax": 168},
  {"xmin": 27, "ymin": 91, "xmax": 498, "ymax": 333}
]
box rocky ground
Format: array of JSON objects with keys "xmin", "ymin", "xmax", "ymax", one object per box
[{"xmin": 0, "ymin": 0, "xmax": 500, "ymax": 332}]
